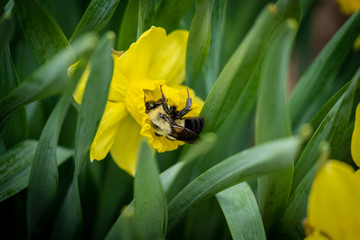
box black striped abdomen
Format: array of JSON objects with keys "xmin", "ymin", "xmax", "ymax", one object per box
[{"xmin": 184, "ymin": 117, "xmax": 205, "ymax": 135}]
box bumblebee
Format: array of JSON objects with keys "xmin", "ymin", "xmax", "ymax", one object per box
[{"xmin": 145, "ymin": 86, "xmax": 205, "ymax": 143}]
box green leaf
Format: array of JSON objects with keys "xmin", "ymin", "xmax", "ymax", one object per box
[
  {"xmin": 92, "ymin": 160, "xmax": 133, "ymax": 240},
  {"xmin": 255, "ymin": 19, "xmax": 297, "ymax": 232},
  {"xmin": 139, "ymin": 0, "xmax": 155, "ymax": 35},
  {"xmin": 26, "ymin": 56, "xmax": 88, "ymax": 237},
  {"xmin": 154, "ymin": 0, "xmax": 194, "ymax": 32},
  {"xmin": 186, "ymin": 0, "xmax": 212, "ymax": 87},
  {"xmin": 291, "ymin": 69, "xmax": 360, "ymax": 193},
  {"xmin": 163, "ymin": 133, "xmax": 217, "ymax": 199},
  {"xmin": 74, "ymin": 31, "xmax": 115, "ymax": 174},
  {"xmin": 116, "ymin": 0, "xmax": 139, "ymax": 50},
  {"xmin": 201, "ymin": 0, "xmax": 300, "ymax": 133},
  {"xmin": 52, "ymin": 32, "xmax": 115, "ymax": 239},
  {"xmin": 309, "ymin": 82, "xmax": 349, "ymax": 131},
  {"xmin": 0, "ymin": 13, "xmax": 15, "ymax": 58},
  {"xmin": 15, "ymin": 0, "xmax": 70, "ymax": 63},
  {"xmin": 204, "ymin": 0, "xmax": 226, "ymax": 93},
  {"xmin": 0, "ymin": 140, "xmax": 72, "ymax": 203},
  {"xmin": 289, "ymin": 9, "xmax": 360, "ymax": 132},
  {"xmin": 0, "ymin": 33, "xmax": 98, "ymax": 130},
  {"xmin": 105, "ymin": 205, "xmax": 141, "ymax": 240},
  {"xmin": 216, "ymin": 182, "xmax": 266, "ymax": 240},
  {"xmin": 51, "ymin": 178, "xmax": 82, "ymax": 240},
  {"xmin": 134, "ymin": 141, "xmax": 167, "ymax": 239},
  {"xmin": 27, "ymin": 95, "xmax": 72, "ymax": 237},
  {"xmin": 167, "ymin": 136, "xmax": 301, "ymax": 231},
  {"xmin": 71, "ymin": 0, "xmax": 121, "ymax": 41},
  {"xmin": 0, "ymin": 47, "xmax": 27, "ymax": 149},
  {"xmin": 276, "ymin": 143, "xmax": 329, "ymax": 240}
]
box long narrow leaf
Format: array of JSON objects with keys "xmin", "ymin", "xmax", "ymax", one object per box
[
  {"xmin": 201, "ymin": 0, "xmax": 300, "ymax": 133},
  {"xmin": 26, "ymin": 57, "xmax": 88, "ymax": 237},
  {"xmin": 154, "ymin": 0, "xmax": 194, "ymax": 32},
  {"xmin": 288, "ymin": 10, "xmax": 360, "ymax": 131},
  {"xmin": 256, "ymin": 19, "xmax": 297, "ymax": 232},
  {"xmin": 116, "ymin": 0, "xmax": 139, "ymax": 50},
  {"xmin": 71, "ymin": 0, "xmax": 121, "ymax": 41},
  {"xmin": 51, "ymin": 178, "xmax": 82, "ymax": 240},
  {"xmin": 74, "ymin": 32, "xmax": 115, "ymax": 174},
  {"xmin": 105, "ymin": 205, "xmax": 140, "ymax": 240},
  {"xmin": 0, "ymin": 48, "xmax": 27, "ymax": 149},
  {"xmin": 216, "ymin": 183, "xmax": 266, "ymax": 240},
  {"xmin": 15, "ymin": 0, "xmax": 70, "ymax": 63},
  {"xmin": 0, "ymin": 33, "xmax": 98, "ymax": 130},
  {"xmin": 134, "ymin": 141, "xmax": 167, "ymax": 239},
  {"xmin": 0, "ymin": 140, "xmax": 72, "ymax": 203},
  {"xmin": 291, "ymin": 69, "xmax": 360, "ymax": 192},
  {"xmin": 204, "ymin": 0, "xmax": 226, "ymax": 93},
  {"xmin": 52, "ymin": 32, "xmax": 115, "ymax": 239},
  {"xmin": 0, "ymin": 13, "xmax": 15, "ymax": 58},
  {"xmin": 139, "ymin": 0, "xmax": 155, "ymax": 35},
  {"xmin": 186, "ymin": 0, "xmax": 212, "ymax": 87},
  {"xmin": 167, "ymin": 136, "xmax": 301, "ymax": 231},
  {"xmin": 276, "ymin": 143, "xmax": 329, "ymax": 240},
  {"xmin": 27, "ymin": 94, "xmax": 71, "ymax": 237}
]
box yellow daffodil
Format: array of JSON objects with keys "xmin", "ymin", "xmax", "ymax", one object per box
[
  {"xmin": 305, "ymin": 103, "xmax": 360, "ymax": 240},
  {"xmin": 335, "ymin": 0, "xmax": 360, "ymax": 51},
  {"xmin": 71, "ymin": 27, "xmax": 204, "ymax": 176},
  {"xmin": 335, "ymin": 0, "xmax": 360, "ymax": 15},
  {"xmin": 351, "ymin": 103, "xmax": 360, "ymax": 166}
]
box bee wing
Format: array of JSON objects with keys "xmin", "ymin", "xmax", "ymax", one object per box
[
  {"xmin": 161, "ymin": 114, "xmax": 199, "ymax": 143},
  {"xmin": 169, "ymin": 124, "xmax": 199, "ymax": 143}
]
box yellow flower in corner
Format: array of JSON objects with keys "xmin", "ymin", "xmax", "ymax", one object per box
[
  {"xmin": 304, "ymin": 103, "xmax": 360, "ymax": 240},
  {"xmin": 335, "ymin": 0, "xmax": 360, "ymax": 15},
  {"xmin": 71, "ymin": 27, "xmax": 204, "ymax": 176}
]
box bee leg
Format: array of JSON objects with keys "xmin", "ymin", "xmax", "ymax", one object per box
[
  {"xmin": 177, "ymin": 88, "xmax": 192, "ymax": 118},
  {"xmin": 158, "ymin": 85, "xmax": 172, "ymax": 115}
]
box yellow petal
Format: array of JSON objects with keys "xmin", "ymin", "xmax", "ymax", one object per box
[
  {"xmin": 307, "ymin": 160, "xmax": 360, "ymax": 239},
  {"xmin": 116, "ymin": 26, "xmax": 167, "ymax": 81},
  {"xmin": 108, "ymin": 54, "xmax": 130, "ymax": 102},
  {"xmin": 352, "ymin": 103, "xmax": 360, "ymax": 167},
  {"xmin": 354, "ymin": 35, "xmax": 360, "ymax": 52},
  {"xmin": 69, "ymin": 62, "xmax": 90, "ymax": 104},
  {"xmin": 305, "ymin": 231, "xmax": 332, "ymax": 240},
  {"xmin": 147, "ymin": 30, "xmax": 189, "ymax": 86},
  {"xmin": 335, "ymin": 0, "xmax": 360, "ymax": 15},
  {"xmin": 110, "ymin": 115, "xmax": 143, "ymax": 176},
  {"xmin": 90, "ymin": 102, "xmax": 127, "ymax": 161}
]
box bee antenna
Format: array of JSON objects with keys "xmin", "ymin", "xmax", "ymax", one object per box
[{"xmin": 186, "ymin": 88, "xmax": 190, "ymax": 98}]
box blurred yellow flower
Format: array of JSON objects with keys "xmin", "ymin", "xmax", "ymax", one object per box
[
  {"xmin": 305, "ymin": 160, "xmax": 360, "ymax": 240},
  {"xmin": 335, "ymin": 0, "xmax": 360, "ymax": 15},
  {"xmin": 305, "ymin": 103, "xmax": 360, "ymax": 239},
  {"xmin": 351, "ymin": 103, "xmax": 360, "ymax": 166},
  {"xmin": 71, "ymin": 27, "xmax": 203, "ymax": 175}
]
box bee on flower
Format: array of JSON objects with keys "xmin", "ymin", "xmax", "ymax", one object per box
[{"xmin": 70, "ymin": 27, "xmax": 204, "ymax": 176}]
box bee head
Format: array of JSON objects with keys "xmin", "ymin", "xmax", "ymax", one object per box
[{"xmin": 145, "ymin": 100, "xmax": 157, "ymax": 113}]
